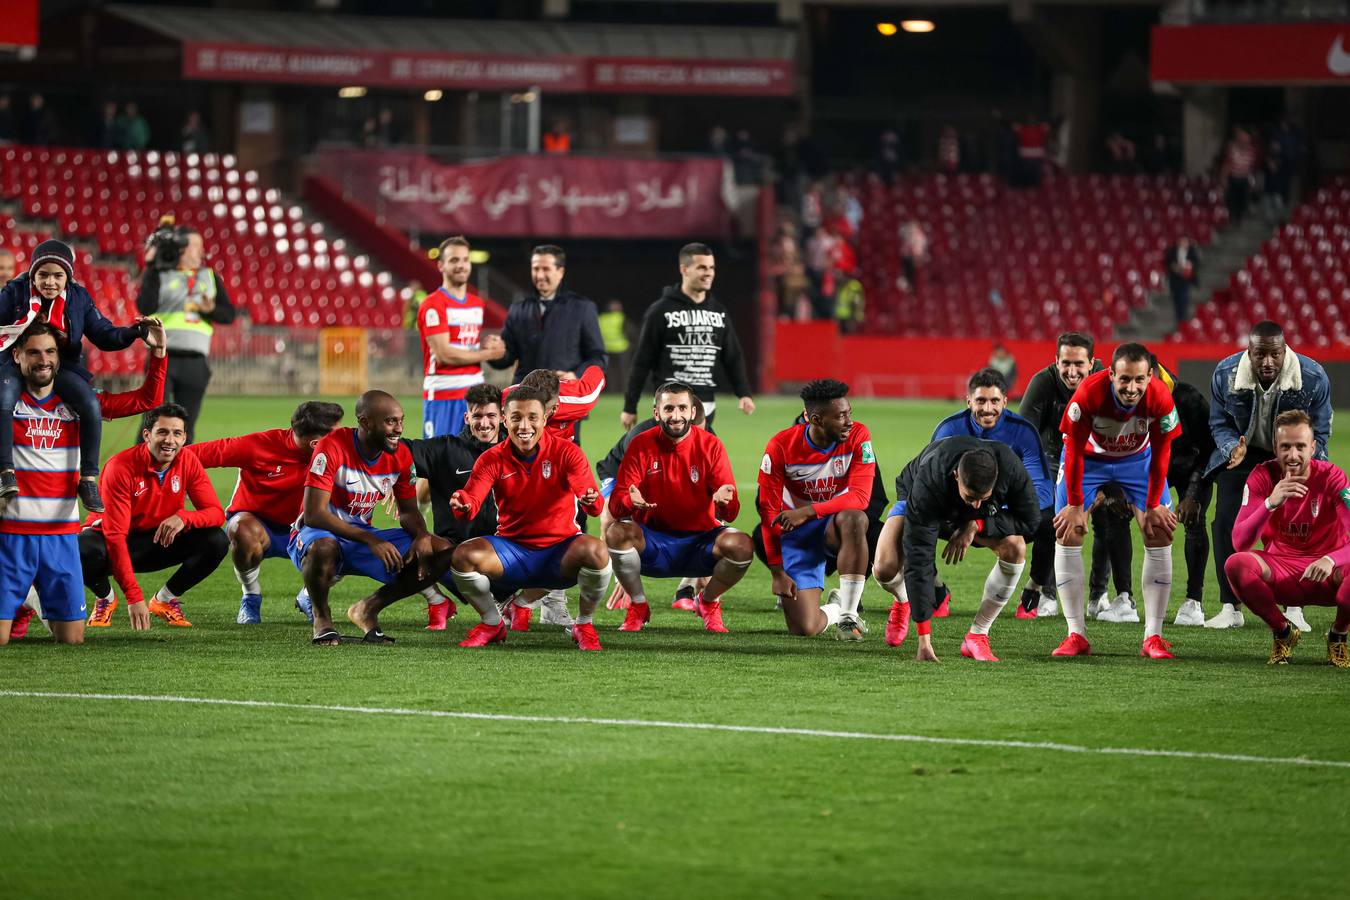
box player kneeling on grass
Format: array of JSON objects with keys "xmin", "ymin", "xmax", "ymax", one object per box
[
  {"xmin": 290, "ymin": 390, "xmax": 454, "ymax": 646},
  {"xmin": 186, "ymin": 400, "xmax": 344, "ymax": 625},
  {"xmin": 873, "ymin": 437, "xmax": 1040, "ymax": 661},
  {"xmin": 757, "ymin": 379, "xmax": 875, "ymax": 640},
  {"xmin": 81, "ymin": 403, "xmax": 228, "ymax": 629},
  {"xmin": 1052, "ymin": 342, "xmax": 1181, "ymax": 660},
  {"xmin": 606, "ymin": 381, "xmax": 750, "ymax": 633},
  {"xmin": 448, "ymin": 388, "xmax": 612, "ymax": 650},
  {"xmin": 1224, "ymin": 410, "xmax": 1350, "ymax": 667}
]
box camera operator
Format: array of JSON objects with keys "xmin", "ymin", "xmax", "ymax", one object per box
[{"xmin": 136, "ymin": 225, "xmax": 234, "ymax": 442}]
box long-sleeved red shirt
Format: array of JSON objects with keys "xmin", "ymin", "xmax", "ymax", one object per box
[
  {"xmin": 454, "ymin": 429, "xmax": 601, "ymax": 547},
  {"xmin": 187, "ymin": 427, "xmax": 312, "ymax": 523},
  {"xmin": 607, "ymin": 425, "xmax": 738, "ymax": 531},
  {"xmin": 84, "ymin": 442, "xmax": 224, "ymax": 605},
  {"xmin": 502, "ymin": 365, "xmax": 605, "ymax": 441}
]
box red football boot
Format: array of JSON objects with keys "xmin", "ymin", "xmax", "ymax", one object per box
[
  {"xmin": 619, "ymin": 602, "xmax": 651, "ymax": 632},
  {"xmin": 426, "ymin": 598, "xmax": 457, "ymax": 631},
  {"xmin": 572, "ymin": 622, "xmax": 602, "ymax": 650},
  {"xmin": 1051, "ymin": 632, "xmax": 1092, "ymax": 657},
  {"xmin": 1014, "ymin": 604, "xmax": 1037, "ymax": 619},
  {"xmin": 694, "ymin": 594, "xmax": 728, "ymax": 633},
  {"xmin": 933, "ymin": 589, "xmax": 951, "ymax": 618},
  {"xmin": 671, "ymin": 589, "xmax": 697, "ymax": 612},
  {"xmin": 11, "ymin": 604, "xmax": 35, "ymax": 640},
  {"xmin": 508, "ymin": 600, "xmax": 532, "ymax": 631},
  {"xmin": 1140, "ymin": 634, "xmax": 1175, "ymax": 659},
  {"xmin": 459, "ymin": 621, "xmax": 508, "ymax": 648},
  {"xmin": 884, "ymin": 600, "xmax": 911, "ymax": 647},
  {"xmin": 959, "ymin": 632, "xmax": 1000, "ymax": 661}
]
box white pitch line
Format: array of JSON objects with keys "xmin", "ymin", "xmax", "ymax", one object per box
[{"xmin": 3, "ymin": 689, "xmax": 1348, "ymax": 770}]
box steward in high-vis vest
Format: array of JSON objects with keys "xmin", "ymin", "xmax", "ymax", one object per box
[{"xmin": 136, "ymin": 228, "xmax": 234, "ymax": 442}]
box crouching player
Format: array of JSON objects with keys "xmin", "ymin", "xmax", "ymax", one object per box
[
  {"xmin": 873, "ymin": 437, "xmax": 1040, "ymax": 662},
  {"xmin": 1225, "ymin": 410, "xmax": 1350, "ymax": 667},
  {"xmin": 606, "ymin": 381, "xmax": 751, "ymax": 633},
  {"xmin": 290, "ymin": 390, "xmax": 454, "ymax": 645},
  {"xmin": 757, "ymin": 379, "xmax": 875, "ymax": 640},
  {"xmin": 187, "ymin": 400, "xmax": 344, "ymax": 624},
  {"xmin": 448, "ymin": 387, "xmax": 612, "ymax": 650}
]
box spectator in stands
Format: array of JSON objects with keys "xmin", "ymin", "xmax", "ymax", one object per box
[
  {"xmin": 898, "ymin": 220, "xmax": 927, "ymax": 291},
  {"xmin": 1219, "ymin": 127, "xmax": 1257, "ymax": 226},
  {"xmin": 93, "ymin": 101, "xmax": 118, "ymax": 150},
  {"xmin": 1105, "ymin": 131, "xmax": 1137, "ymax": 174},
  {"xmin": 0, "ymin": 249, "xmax": 15, "ymax": 285},
  {"xmin": 137, "ymin": 228, "xmax": 236, "ymax": 442},
  {"xmin": 874, "ymin": 130, "xmax": 902, "ymax": 184},
  {"xmin": 22, "ymin": 93, "xmax": 57, "ymax": 146},
  {"xmin": 359, "ymin": 116, "xmax": 379, "ymax": 148},
  {"xmin": 1204, "ymin": 320, "xmax": 1332, "ymax": 629},
  {"xmin": 707, "ymin": 126, "xmax": 731, "ymax": 157},
  {"xmin": 938, "ymin": 126, "xmax": 960, "ymax": 174},
  {"xmin": 377, "ymin": 108, "xmax": 400, "ymax": 146},
  {"xmin": 598, "ymin": 300, "xmax": 631, "ymax": 395},
  {"xmin": 180, "ymin": 111, "xmax": 210, "ymax": 154},
  {"xmin": 1165, "ymin": 237, "xmax": 1201, "ymax": 326},
  {"xmin": 117, "ymin": 102, "xmax": 149, "ymax": 151},
  {"xmin": 988, "ymin": 344, "xmax": 1017, "ymax": 393},
  {"xmin": 834, "ymin": 277, "xmax": 864, "ymax": 334},
  {"xmin": 1263, "ymin": 117, "xmax": 1302, "ymax": 222},
  {"xmin": 731, "ymin": 129, "xmax": 763, "ymax": 184},
  {"xmin": 543, "ymin": 119, "xmax": 572, "ymax": 155},
  {"xmin": 1013, "ymin": 114, "xmax": 1049, "ymax": 187},
  {"xmin": 0, "ymin": 95, "xmax": 15, "ymax": 144}
]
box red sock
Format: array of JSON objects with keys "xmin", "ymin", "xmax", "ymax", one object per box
[
  {"xmin": 1334, "ymin": 578, "xmax": 1350, "ymax": 634},
  {"xmin": 1224, "ymin": 553, "xmax": 1287, "ymax": 632}
]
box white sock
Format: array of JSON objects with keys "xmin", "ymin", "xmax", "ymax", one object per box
[
  {"xmin": 837, "ymin": 575, "xmax": 865, "ymax": 617},
  {"xmin": 234, "ymin": 564, "xmax": 261, "ymax": 597},
  {"xmin": 576, "ymin": 612, "xmax": 593, "ymax": 625},
  {"xmin": 577, "ymin": 564, "xmax": 613, "ymax": 607},
  {"xmin": 708, "ymin": 557, "xmax": 752, "ymax": 601},
  {"xmin": 421, "ymin": 586, "xmax": 448, "ymax": 605},
  {"xmin": 610, "ymin": 547, "xmax": 647, "ymax": 606},
  {"xmin": 1055, "ymin": 544, "xmax": 1087, "ymax": 636},
  {"xmin": 819, "ymin": 601, "xmax": 842, "ymax": 630},
  {"xmin": 451, "ymin": 569, "xmax": 501, "ymax": 626},
  {"xmin": 877, "ymin": 572, "xmax": 908, "ymax": 604},
  {"xmin": 970, "ymin": 559, "xmax": 1025, "ymax": 635},
  {"xmin": 25, "ymin": 584, "xmax": 42, "ymax": 617},
  {"xmin": 155, "ymin": 585, "xmax": 178, "ymax": 604},
  {"xmin": 1141, "ymin": 546, "xmax": 1173, "ymax": 639}
]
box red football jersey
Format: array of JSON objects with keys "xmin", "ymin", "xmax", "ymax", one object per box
[
  {"xmin": 187, "ymin": 428, "xmax": 313, "ymax": 523},
  {"xmin": 455, "ymin": 428, "xmax": 601, "ymax": 547},
  {"xmin": 756, "ymin": 422, "xmax": 875, "ymax": 565},
  {"xmin": 1060, "ymin": 369, "xmax": 1180, "ymax": 507},
  {"xmin": 303, "ymin": 427, "xmax": 417, "ymax": 529},
  {"xmin": 608, "ymin": 425, "xmax": 739, "ymax": 532},
  {"xmin": 1234, "ymin": 459, "xmax": 1350, "ymax": 563},
  {"xmin": 419, "ymin": 286, "xmax": 485, "ymax": 401},
  {"xmin": 502, "ymin": 365, "xmax": 605, "ymax": 441}
]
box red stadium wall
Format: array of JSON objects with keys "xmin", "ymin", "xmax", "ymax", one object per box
[{"xmin": 766, "ymin": 322, "xmax": 1350, "ymax": 399}]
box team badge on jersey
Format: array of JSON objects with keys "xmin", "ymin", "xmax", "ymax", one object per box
[
  {"xmin": 380, "ymin": 477, "xmax": 393, "ymax": 496},
  {"xmin": 542, "ymin": 460, "xmax": 553, "ymax": 479},
  {"xmin": 1311, "ymin": 498, "xmax": 1321, "ymax": 517},
  {"xmin": 690, "ymin": 464, "xmax": 700, "ymax": 483},
  {"xmin": 861, "ymin": 441, "xmax": 875, "ymax": 464},
  {"xmin": 832, "ymin": 457, "xmax": 846, "ymax": 476},
  {"xmin": 171, "ymin": 475, "xmax": 181, "ymax": 493},
  {"xmin": 311, "ymin": 452, "xmax": 328, "ymax": 476},
  {"xmin": 760, "ymin": 453, "xmax": 773, "ymax": 475},
  {"xmin": 1160, "ymin": 409, "xmax": 1180, "ymax": 434},
  {"xmin": 1067, "ymin": 401, "xmax": 1082, "ymax": 422}
]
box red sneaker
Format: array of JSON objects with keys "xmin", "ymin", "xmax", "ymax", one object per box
[
  {"xmin": 1014, "ymin": 604, "xmax": 1037, "ymax": 619},
  {"xmin": 459, "ymin": 621, "xmax": 508, "ymax": 648},
  {"xmin": 11, "ymin": 604, "xmax": 35, "ymax": 640},
  {"xmin": 959, "ymin": 632, "xmax": 1000, "ymax": 661},
  {"xmin": 671, "ymin": 592, "xmax": 697, "ymax": 612},
  {"xmin": 426, "ymin": 598, "xmax": 457, "ymax": 631},
  {"xmin": 933, "ymin": 592, "xmax": 951, "ymax": 618},
  {"xmin": 1051, "ymin": 632, "xmax": 1092, "ymax": 657},
  {"xmin": 619, "ymin": 602, "xmax": 651, "ymax": 632},
  {"xmin": 695, "ymin": 594, "xmax": 728, "ymax": 633},
  {"xmin": 572, "ymin": 622, "xmax": 602, "ymax": 650},
  {"xmin": 1140, "ymin": 634, "xmax": 1175, "ymax": 659},
  {"xmin": 508, "ymin": 600, "xmax": 532, "ymax": 631},
  {"xmin": 884, "ymin": 600, "xmax": 911, "ymax": 647}
]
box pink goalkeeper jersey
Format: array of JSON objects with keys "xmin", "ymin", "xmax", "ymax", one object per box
[{"xmin": 1234, "ymin": 459, "xmax": 1350, "ymax": 563}]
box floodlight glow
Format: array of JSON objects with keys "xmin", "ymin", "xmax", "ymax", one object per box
[
  {"xmin": 901, "ymin": 20, "xmax": 936, "ymax": 33},
  {"xmin": 876, "ymin": 22, "xmax": 898, "ymax": 36}
]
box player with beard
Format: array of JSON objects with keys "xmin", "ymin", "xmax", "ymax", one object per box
[
  {"xmin": 757, "ymin": 379, "xmax": 875, "ymax": 640},
  {"xmin": 448, "ymin": 388, "xmax": 612, "ymax": 650},
  {"xmin": 606, "ymin": 382, "xmax": 751, "ymax": 633},
  {"xmin": 289, "ymin": 390, "xmax": 454, "ymax": 645},
  {"xmin": 1225, "ymin": 410, "xmax": 1350, "ymax": 666},
  {"xmin": 1052, "ymin": 343, "xmax": 1181, "ymax": 660}
]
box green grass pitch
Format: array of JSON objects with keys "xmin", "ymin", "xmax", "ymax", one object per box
[{"xmin": 4, "ymin": 394, "xmax": 1350, "ymax": 899}]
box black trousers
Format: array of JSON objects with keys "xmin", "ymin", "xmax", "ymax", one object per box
[
  {"xmin": 1028, "ymin": 506, "xmax": 1057, "ymax": 592},
  {"xmin": 80, "ymin": 526, "xmax": 229, "ymax": 599},
  {"xmin": 1182, "ymin": 480, "xmax": 1213, "ymax": 602},
  {"xmin": 1212, "ymin": 448, "xmax": 1274, "ymax": 608},
  {"xmin": 165, "ymin": 353, "xmax": 212, "ymax": 444},
  {"xmin": 1169, "ymin": 278, "xmax": 1192, "ymax": 324},
  {"xmin": 1089, "ymin": 507, "xmax": 1134, "ymax": 597}
]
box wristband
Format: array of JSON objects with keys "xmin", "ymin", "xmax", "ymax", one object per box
[{"xmin": 916, "ymin": 620, "xmax": 931, "ymax": 636}]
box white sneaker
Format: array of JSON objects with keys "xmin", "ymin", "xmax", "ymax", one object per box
[
  {"xmin": 1172, "ymin": 598, "xmax": 1205, "ymax": 627},
  {"xmin": 1087, "ymin": 592, "xmax": 1109, "ymax": 619},
  {"xmin": 1285, "ymin": 606, "xmax": 1312, "ymax": 633},
  {"xmin": 1204, "ymin": 603, "xmax": 1245, "ymax": 629},
  {"xmin": 1097, "ymin": 592, "xmax": 1139, "ymax": 623},
  {"xmin": 540, "ymin": 589, "xmax": 575, "ymax": 629},
  {"xmin": 1036, "ymin": 593, "xmax": 1059, "ymax": 617}
]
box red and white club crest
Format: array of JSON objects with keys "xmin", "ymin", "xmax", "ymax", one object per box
[
  {"xmin": 171, "ymin": 474, "xmax": 181, "ymax": 493},
  {"xmin": 689, "ymin": 464, "xmax": 700, "ymax": 483},
  {"xmin": 542, "ymin": 460, "xmax": 553, "ymax": 479},
  {"xmin": 832, "ymin": 457, "xmax": 846, "ymax": 476},
  {"xmin": 380, "ymin": 478, "xmax": 392, "ymax": 495},
  {"xmin": 1312, "ymin": 498, "xmax": 1321, "ymax": 517}
]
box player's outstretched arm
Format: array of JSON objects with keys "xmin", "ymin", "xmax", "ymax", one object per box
[{"xmin": 99, "ymin": 350, "xmax": 167, "ymax": 420}]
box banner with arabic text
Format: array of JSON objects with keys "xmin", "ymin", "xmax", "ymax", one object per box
[{"xmin": 314, "ymin": 150, "xmax": 731, "ymax": 239}]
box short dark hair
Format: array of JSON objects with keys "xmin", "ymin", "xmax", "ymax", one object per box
[
  {"xmin": 1250, "ymin": 320, "xmax": 1284, "ymax": 341},
  {"xmin": 1274, "ymin": 409, "xmax": 1312, "ymax": 431},
  {"xmin": 531, "ymin": 244, "xmax": 566, "ymax": 268},
  {"xmin": 291, "ymin": 401, "xmax": 344, "ymax": 439},
  {"xmin": 465, "ymin": 383, "xmax": 502, "ymax": 409},
  {"xmin": 957, "ymin": 449, "xmax": 999, "ymax": 496},
  {"xmin": 12, "ymin": 321, "xmax": 62, "ymax": 352},
  {"xmin": 654, "ymin": 380, "xmax": 697, "ymax": 405},
  {"xmin": 967, "ymin": 367, "xmax": 1008, "ymax": 394},
  {"xmin": 505, "ymin": 386, "xmax": 550, "ymax": 410},
  {"xmin": 800, "ymin": 378, "xmax": 850, "ymax": 416},
  {"xmin": 1056, "ymin": 331, "xmax": 1094, "ymax": 357},
  {"xmin": 142, "ymin": 402, "xmax": 189, "ymax": 434},
  {"xmin": 518, "ymin": 369, "xmax": 560, "ymax": 401},
  {"xmin": 438, "ymin": 235, "xmax": 470, "ymax": 255},
  {"xmin": 679, "ymin": 243, "xmax": 713, "ymax": 266},
  {"xmin": 1111, "ymin": 342, "xmax": 1151, "ymax": 368}
]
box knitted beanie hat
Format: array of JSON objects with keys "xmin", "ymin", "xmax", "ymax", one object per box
[{"xmin": 28, "ymin": 239, "xmax": 75, "ymax": 281}]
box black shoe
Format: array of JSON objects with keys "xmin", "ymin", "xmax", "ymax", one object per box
[
  {"xmin": 78, "ymin": 479, "xmax": 105, "ymax": 513},
  {"xmin": 0, "ymin": 469, "xmax": 17, "ymax": 500}
]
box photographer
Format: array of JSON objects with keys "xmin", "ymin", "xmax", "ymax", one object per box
[{"xmin": 136, "ymin": 224, "xmax": 234, "ymax": 442}]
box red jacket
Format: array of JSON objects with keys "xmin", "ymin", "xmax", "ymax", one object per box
[
  {"xmin": 607, "ymin": 426, "xmax": 738, "ymax": 532},
  {"xmin": 502, "ymin": 364, "xmax": 605, "ymax": 441},
  {"xmin": 186, "ymin": 427, "xmax": 311, "ymax": 523}
]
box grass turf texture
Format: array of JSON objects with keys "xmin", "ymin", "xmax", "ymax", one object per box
[{"xmin": 4, "ymin": 394, "xmax": 1350, "ymax": 899}]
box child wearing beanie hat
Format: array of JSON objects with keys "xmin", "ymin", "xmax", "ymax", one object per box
[{"xmin": 0, "ymin": 239, "xmax": 153, "ymax": 514}]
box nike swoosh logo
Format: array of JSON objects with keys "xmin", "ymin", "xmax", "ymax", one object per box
[
  {"xmin": 1330, "ymin": 35, "xmax": 1350, "ymax": 76},
  {"xmin": 455, "ymin": 468, "xmax": 473, "ymax": 475},
  {"xmin": 501, "ymin": 472, "xmax": 517, "ymax": 479}
]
